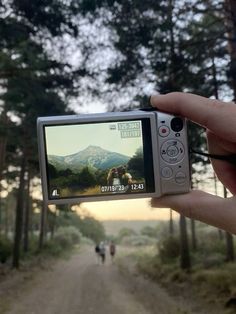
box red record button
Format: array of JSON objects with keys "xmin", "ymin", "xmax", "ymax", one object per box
[{"xmin": 159, "ymin": 126, "xmax": 170, "ymax": 137}]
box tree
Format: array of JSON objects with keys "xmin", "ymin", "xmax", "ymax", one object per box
[
  {"xmin": 55, "ymin": 208, "xmax": 106, "ymax": 243},
  {"xmin": 224, "ymin": 0, "xmax": 236, "ymax": 100},
  {"xmin": 223, "ymin": 187, "xmax": 234, "ymax": 262},
  {"xmin": 141, "ymin": 225, "xmax": 158, "ymax": 238},
  {"xmin": 0, "ymin": 0, "xmax": 81, "ymax": 267},
  {"xmin": 127, "ymin": 147, "xmax": 144, "ymax": 179},
  {"xmin": 118, "ymin": 227, "xmax": 136, "ymax": 241}
]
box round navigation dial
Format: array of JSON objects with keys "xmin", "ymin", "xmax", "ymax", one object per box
[{"xmin": 161, "ymin": 139, "xmax": 185, "ymax": 164}]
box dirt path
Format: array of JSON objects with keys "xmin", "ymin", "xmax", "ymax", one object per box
[{"xmin": 0, "ymin": 247, "xmax": 221, "ymax": 314}]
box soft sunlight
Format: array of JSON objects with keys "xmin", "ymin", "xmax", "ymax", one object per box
[{"xmin": 80, "ymin": 198, "xmax": 176, "ymax": 221}]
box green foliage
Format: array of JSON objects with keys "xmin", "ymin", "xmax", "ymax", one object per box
[
  {"xmin": 158, "ymin": 236, "xmax": 180, "ymax": 263},
  {"xmin": 49, "ymin": 166, "xmax": 99, "ymax": 191},
  {"xmin": 192, "ymin": 264, "xmax": 236, "ymax": 296},
  {"xmin": 118, "ymin": 227, "xmax": 137, "ymax": 242},
  {"xmin": 0, "ymin": 236, "xmax": 12, "ymax": 263},
  {"xmin": 78, "ymin": 167, "xmax": 97, "ymax": 188},
  {"xmin": 120, "ymin": 235, "xmax": 156, "ymax": 247},
  {"xmin": 78, "ymin": 216, "xmax": 105, "ymax": 243},
  {"xmin": 54, "ymin": 226, "xmax": 81, "ymax": 249},
  {"xmin": 55, "ymin": 210, "xmax": 105, "ymax": 243},
  {"xmin": 42, "ymin": 240, "xmax": 64, "ymax": 257},
  {"xmin": 140, "ymin": 226, "xmax": 158, "ymax": 238},
  {"xmin": 80, "ymin": 237, "xmax": 94, "ymax": 246},
  {"xmin": 127, "ymin": 147, "xmax": 144, "ymax": 179}
]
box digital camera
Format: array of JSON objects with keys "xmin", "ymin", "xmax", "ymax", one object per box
[{"xmin": 37, "ymin": 109, "xmax": 190, "ymax": 205}]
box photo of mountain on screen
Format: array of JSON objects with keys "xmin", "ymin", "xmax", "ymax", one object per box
[{"xmin": 45, "ymin": 120, "xmax": 147, "ymax": 199}]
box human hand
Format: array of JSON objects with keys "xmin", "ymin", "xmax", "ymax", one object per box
[{"xmin": 150, "ymin": 92, "xmax": 236, "ymax": 234}]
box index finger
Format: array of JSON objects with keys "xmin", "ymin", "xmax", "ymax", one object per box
[{"xmin": 150, "ymin": 92, "xmax": 236, "ymax": 141}]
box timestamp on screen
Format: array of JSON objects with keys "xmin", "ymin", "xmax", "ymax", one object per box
[
  {"xmin": 130, "ymin": 183, "xmax": 145, "ymax": 191},
  {"xmin": 100, "ymin": 185, "xmax": 125, "ymax": 193}
]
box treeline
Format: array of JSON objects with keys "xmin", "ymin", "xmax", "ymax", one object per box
[{"xmin": 48, "ymin": 147, "xmax": 144, "ymax": 191}]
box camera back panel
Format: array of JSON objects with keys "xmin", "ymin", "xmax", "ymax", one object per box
[
  {"xmin": 156, "ymin": 112, "xmax": 190, "ymax": 195},
  {"xmin": 37, "ymin": 110, "xmax": 190, "ymax": 205}
]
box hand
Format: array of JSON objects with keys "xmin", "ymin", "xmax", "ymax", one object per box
[{"xmin": 150, "ymin": 92, "xmax": 236, "ymax": 234}]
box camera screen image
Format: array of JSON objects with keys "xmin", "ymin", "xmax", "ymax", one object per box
[{"xmin": 44, "ymin": 119, "xmax": 155, "ymax": 200}]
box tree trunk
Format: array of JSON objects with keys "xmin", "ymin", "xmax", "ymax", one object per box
[
  {"xmin": 224, "ymin": 0, "xmax": 236, "ymax": 100},
  {"xmin": 169, "ymin": 209, "xmax": 174, "ymax": 235},
  {"xmin": 191, "ymin": 219, "xmax": 197, "ymax": 251},
  {"xmin": 226, "ymin": 232, "xmax": 234, "ymax": 261},
  {"xmin": 179, "ymin": 215, "xmax": 191, "ymax": 270},
  {"xmin": 39, "ymin": 202, "xmax": 48, "ymax": 250},
  {"xmin": 12, "ymin": 156, "xmax": 26, "ymax": 268},
  {"xmin": 23, "ymin": 169, "xmax": 30, "ymax": 252},
  {"xmin": 223, "ymin": 186, "xmax": 234, "ymax": 261},
  {"xmin": 0, "ymin": 111, "xmax": 8, "ymax": 233}
]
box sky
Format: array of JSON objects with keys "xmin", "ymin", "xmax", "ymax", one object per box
[
  {"xmin": 78, "ymin": 198, "xmax": 179, "ymax": 221},
  {"xmin": 45, "ymin": 120, "xmax": 143, "ymax": 157}
]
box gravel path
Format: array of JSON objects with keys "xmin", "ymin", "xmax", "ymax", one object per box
[{"xmin": 0, "ymin": 246, "xmax": 222, "ymax": 314}]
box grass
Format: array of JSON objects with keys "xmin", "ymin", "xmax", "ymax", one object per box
[{"xmin": 118, "ymin": 245, "xmax": 236, "ymax": 314}]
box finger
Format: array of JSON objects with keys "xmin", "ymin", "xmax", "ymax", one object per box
[
  {"xmin": 151, "ymin": 190, "xmax": 236, "ymax": 234},
  {"xmin": 150, "ymin": 92, "xmax": 236, "ymax": 141},
  {"xmin": 207, "ymin": 131, "xmax": 236, "ymax": 194}
]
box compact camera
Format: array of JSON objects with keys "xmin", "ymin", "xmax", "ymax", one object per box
[{"xmin": 37, "ymin": 109, "xmax": 190, "ymax": 205}]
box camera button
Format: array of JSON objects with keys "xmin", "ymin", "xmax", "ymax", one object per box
[
  {"xmin": 161, "ymin": 140, "xmax": 184, "ymax": 164},
  {"xmin": 161, "ymin": 167, "xmax": 173, "ymax": 178},
  {"xmin": 167, "ymin": 145, "xmax": 179, "ymax": 157},
  {"xmin": 175, "ymin": 172, "xmax": 186, "ymax": 184},
  {"xmin": 159, "ymin": 126, "xmax": 170, "ymax": 137}
]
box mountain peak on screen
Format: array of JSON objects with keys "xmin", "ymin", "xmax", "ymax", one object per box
[{"xmin": 48, "ymin": 145, "xmax": 130, "ymax": 172}]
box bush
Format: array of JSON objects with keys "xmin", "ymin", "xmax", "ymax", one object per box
[
  {"xmin": 42, "ymin": 240, "xmax": 63, "ymax": 257},
  {"xmin": 0, "ymin": 236, "xmax": 12, "ymax": 263},
  {"xmin": 158, "ymin": 236, "xmax": 180, "ymax": 263},
  {"xmin": 121, "ymin": 235, "xmax": 156, "ymax": 247},
  {"xmin": 80, "ymin": 237, "xmax": 94, "ymax": 245},
  {"xmin": 54, "ymin": 226, "xmax": 81, "ymax": 249}
]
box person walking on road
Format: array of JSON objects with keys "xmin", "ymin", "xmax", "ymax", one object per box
[
  {"xmin": 109, "ymin": 241, "xmax": 116, "ymax": 263},
  {"xmin": 99, "ymin": 241, "xmax": 106, "ymax": 264},
  {"xmin": 95, "ymin": 243, "xmax": 100, "ymax": 264}
]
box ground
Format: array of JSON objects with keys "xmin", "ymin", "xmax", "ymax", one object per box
[{"xmin": 0, "ymin": 246, "xmax": 228, "ymax": 314}]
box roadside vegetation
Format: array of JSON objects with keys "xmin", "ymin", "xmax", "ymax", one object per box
[
  {"xmin": 112, "ymin": 222, "xmax": 236, "ymax": 313},
  {"xmin": 0, "ymin": 210, "xmax": 105, "ymax": 273}
]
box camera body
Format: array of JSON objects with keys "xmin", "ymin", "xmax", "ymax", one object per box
[{"xmin": 37, "ymin": 110, "xmax": 190, "ymax": 205}]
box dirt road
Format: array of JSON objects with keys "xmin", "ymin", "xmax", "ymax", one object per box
[{"xmin": 0, "ymin": 246, "xmax": 220, "ymax": 314}]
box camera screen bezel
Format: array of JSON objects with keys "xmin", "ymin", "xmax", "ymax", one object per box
[{"xmin": 37, "ymin": 111, "xmax": 161, "ymax": 204}]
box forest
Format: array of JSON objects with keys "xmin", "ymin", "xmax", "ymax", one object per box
[{"xmin": 0, "ymin": 0, "xmax": 236, "ymax": 312}]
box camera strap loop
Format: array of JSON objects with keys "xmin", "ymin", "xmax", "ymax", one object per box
[{"xmin": 190, "ymin": 148, "xmax": 236, "ymax": 166}]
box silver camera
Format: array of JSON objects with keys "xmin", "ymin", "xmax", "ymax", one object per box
[{"xmin": 37, "ymin": 110, "xmax": 190, "ymax": 205}]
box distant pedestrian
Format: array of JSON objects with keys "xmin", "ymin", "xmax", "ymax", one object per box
[
  {"xmin": 95, "ymin": 243, "xmax": 100, "ymax": 264},
  {"xmin": 99, "ymin": 241, "xmax": 106, "ymax": 264},
  {"xmin": 109, "ymin": 241, "xmax": 116, "ymax": 263}
]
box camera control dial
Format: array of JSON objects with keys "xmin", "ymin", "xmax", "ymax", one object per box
[{"xmin": 161, "ymin": 140, "xmax": 185, "ymax": 164}]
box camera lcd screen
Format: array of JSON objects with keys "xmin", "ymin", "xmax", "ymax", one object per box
[{"xmin": 44, "ymin": 118, "xmax": 155, "ymax": 200}]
